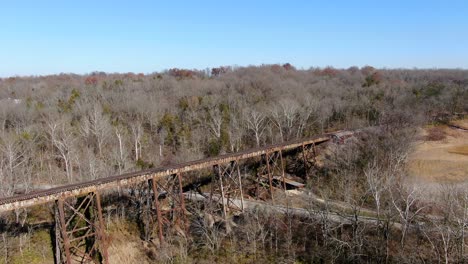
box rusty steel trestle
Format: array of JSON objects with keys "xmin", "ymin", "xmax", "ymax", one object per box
[
  {"xmin": 211, "ymin": 159, "xmax": 245, "ymax": 219},
  {"xmin": 51, "ymin": 142, "xmax": 319, "ymax": 262},
  {"xmin": 301, "ymin": 142, "xmax": 317, "ymax": 178},
  {"xmin": 256, "ymin": 150, "xmax": 288, "ymax": 201},
  {"xmin": 55, "ymin": 192, "xmax": 109, "ymax": 264},
  {"xmin": 149, "ymin": 173, "xmax": 187, "ymax": 244}
]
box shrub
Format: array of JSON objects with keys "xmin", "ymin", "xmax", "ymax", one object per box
[{"xmin": 425, "ymin": 126, "xmax": 446, "ymax": 141}]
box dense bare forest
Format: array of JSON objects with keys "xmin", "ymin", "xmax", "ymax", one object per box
[
  {"xmin": 1, "ymin": 65, "xmax": 468, "ymax": 263},
  {"xmin": 0, "ymin": 65, "xmax": 466, "ymax": 195}
]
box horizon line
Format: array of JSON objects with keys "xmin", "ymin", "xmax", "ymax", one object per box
[{"xmin": 2, "ymin": 64, "xmax": 468, "ymax": 79}]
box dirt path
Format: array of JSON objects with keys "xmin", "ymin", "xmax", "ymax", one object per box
[{"xmin": 186, "ymin": 191, "xmax": 407, "ymax": 230}]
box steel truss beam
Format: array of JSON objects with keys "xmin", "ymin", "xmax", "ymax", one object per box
[
  {"xmin": 301, "ymin": 142, "xmax": 317, "ymax": 178},
  {"xmin": 150, "ymin": 173, "xmax": 187, "ymax": 244},
  {"xmin": 0, "ymin": 134, "xmax": 333, "ymax": 264},
  {"xmin": 55, "ymin": 192, "xmax": 108, "ymax": 264},
  {"xmin": 256, "ymin": 150, "xmax": 287, "ymax": 201},
  {"xmin": 0, "ymin": 136, "xmax": 330, "ymax": 213},
  {"xmin": 210, "ymin": 159, "xmax": 245, "ymax": 219}
]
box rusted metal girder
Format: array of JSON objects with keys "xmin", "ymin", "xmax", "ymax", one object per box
[
  {"xmin": 265, "ymin": 153, "xmax": 274, "ymax": 202},
  {"xmin": 149, "ymin": 173, "xmax": 187, "ymax": 242},
  {"xmin": 0, "ymin": 135, "xmax": 330, "ymax": 213},
  {"xmin": 279, "ymin": 149, "xmax": 286, "ymax": 190},
  {"xmin": 211, "ymin": 159, "xmax": 245, "ymax": 219},
  {"xmin": 0, "ymin": 133, "xmax": 336, "ymax": 264},
  {"xmin": 150, "ymin": 179, "xmax": 164, "ymax": 243},
  {"xmin": 302, "ymin": 143, "xmax": 309, "ymax": 179},
  {"xmin": 256, "ymin": 150, "xmax": 287, "ymax": 200},
  {"xmin": 301, "ymin": 142, "xmax": 319, "ymax": 179},
  {"xmin": 55, "ymin": 192, "xmax": 108, "ymax": 264},
  {"xmin": 95, "ymin": 192, "xmax": 109, "ymax": 263}
]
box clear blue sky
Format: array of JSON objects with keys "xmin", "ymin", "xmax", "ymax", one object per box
[{"xmin": 1, "ymin": 0, "xmax": 467, "ymax": 77}]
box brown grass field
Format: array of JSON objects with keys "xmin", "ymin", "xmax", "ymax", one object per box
[
  {"xmin": 448, "ymin": 145, "xmax": 468, "ymax": 156},
  {"xmin": 408, "ymin": 120, "xmax": 468, "ymax": 183}
]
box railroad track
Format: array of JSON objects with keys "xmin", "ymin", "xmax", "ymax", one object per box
[{"xmin": 0, "ymin": 133, "xmax": 335, "ymax": 212}]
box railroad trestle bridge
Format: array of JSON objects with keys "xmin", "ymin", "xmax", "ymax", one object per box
[{"xmin": 0, "ymin": 132, "xmax": 346, "ymax": 263}]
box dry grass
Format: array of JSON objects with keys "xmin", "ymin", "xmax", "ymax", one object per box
[
  {"xmin": 106, "ymin": 220, "xmax": 152, "ymax": 264},
  {"xmin": 448, "ymin": 145, "xmax": 468, "ymax": 156},
  {"xmin": 408, "ymin": 160, "xmax": 468, "ymax": 182},
  {"xmin": 408, "ymin": 124, "xmax": 468, "ymax": 183}
]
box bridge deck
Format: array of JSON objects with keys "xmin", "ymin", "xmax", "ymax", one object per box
[{"xmin": 0, "ymin": 135, "xmax": 331, "ymax": 212}]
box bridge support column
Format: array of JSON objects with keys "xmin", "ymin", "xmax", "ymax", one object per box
[
  {"xmin": 150, "ymin": 179, "xmax": 164, "ymax": 244},
  {"xmin": 55, "ymin": 192, "xmax": 109, "ymax": 264},
  {"xmin": 265, "ymin": 152, "xmax": 274, "ymax": 202},
  {"xmin": 213, "ymin": 164, "xmax": 227, "ymax": 219},
  {"xmin": 301, "ymin": 143, "xmax": 309, "ymax": 178},
  {"xmin": 211, "ymin": 159, "xmax": 245, "ymax": 218},
  {"xmin": 256, "ymin": 150, "xmax": 287, "ymax": 200},
  {"xmin": 301, "ymin": 143, "xmax": 317, "ymax": 179},
  {"xmin": 176, "ymin": 173, "xmax": 188, "ymax": 234},
  {"xmin": 279, "ymin": 149, "xmax": 286, "ymax": 190},
  {"xmin": 150, "ymin": 173, "xmax": 188, "ymax": 241},
  {"xmin": 235, "ymin": 159, "xmax": 245, "ymax": 212}
]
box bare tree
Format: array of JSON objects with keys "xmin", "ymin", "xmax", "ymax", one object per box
[
  {"xmin": 364, "ymin": 160, "xmax": 386, "ymax": 219},
  {"xmin": 269, "ymin": 99, "xmax": 299, "ymax": 142},
  {"xmin": 227, "ymin": 110, "xmax": 244, "ymax": 152},
  {"xmin": 391, "ymin": 185, "xmax": 425, "ymax": 247},
  {"xmin": 80, "ymin": 105, "xmax": 111, "ymax": 157},
  {"xmin": 452, "ymin": 185, "xmax": 468, "ymax": 261},
  {"xmin": 245, "ymin": 109, "xmax": 266, "ymax": 147},
  {"xmin": 113, "ymin": 124, "xmax": 129, "ymax": 174},
  {"xmin": 206, "ymin": 106, "xmax": 222, "ymax": 139},
  {"xmin": 437, "ymin": 183, "xmax": 468, "ymax": 262},
  {"xmin": 0, "ymin": 133, "xmax": 27, "ymax": 197},
  {"xmin": 47, "ymin": 119, "xmax": 77, "ymax": 183},
  {"xmin": 130, "ymin": 119, "xmax": 143, "ymax": 161}
]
